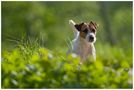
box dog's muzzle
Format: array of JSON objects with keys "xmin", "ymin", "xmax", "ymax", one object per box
[{"xmin": 89, "ymin": 35, "xmax": 94, "ymax": 42}]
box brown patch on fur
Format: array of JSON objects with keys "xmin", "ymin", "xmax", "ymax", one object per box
[
  {"xmin": 75, "ymin": 21, "xmax": 99, "ymax": 38},
  {"xmin": 79, "ymin": 23, "xmax": 88, "ymax": 38},
  {"xmin": 81, "ymin": 23, "xmax": 87, "ymax": 31},
  {"xmin": 88, "ymin": 21, "xmax": 98, "ymax": 31},
  {"xmin": 80, "ymin": 31, "xmax": 87, "ymax": 38}
]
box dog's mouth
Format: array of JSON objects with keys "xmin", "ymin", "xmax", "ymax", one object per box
[
  {"xmin": 89, "ymin": 39, "xmax": 94, "ymax": 42},
  {"xmin": 88, "ymin": 39, "xmax": 95, "ymax": 43}
]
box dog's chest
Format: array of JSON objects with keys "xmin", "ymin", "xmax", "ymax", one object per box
[{"xmin": 72, "ymin": 38, "xmax": 95, "ymax": 59}]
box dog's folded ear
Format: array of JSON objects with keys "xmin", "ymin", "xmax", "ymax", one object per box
[
  {"xmin": 75, "ymin": 22, "xmax": 84, "ymax": 31},
  {"xmin": 94, "ymin": 23, "xmax": 99, "ymax": 29},
  {"xmin": 89, "ymin": 21, "xmax": 99, "ymax": 29}
]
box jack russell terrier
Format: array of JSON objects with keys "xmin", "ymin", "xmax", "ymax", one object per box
[{"xmin": 67, "ymin": 20, "xmax": 98, "ymax": 62}]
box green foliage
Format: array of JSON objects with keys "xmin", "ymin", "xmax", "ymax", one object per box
[
  {"xmin": 1, "ymin": 1, "xmax": 133, "ymax": 89},
  {"xmin": 2, "ymin": 43, "xmax": 132, "ymax": 88}
]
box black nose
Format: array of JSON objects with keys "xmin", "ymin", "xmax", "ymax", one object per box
[{"xmin": 89, "ymin": 35, "xmax": 94, "ymax": 41}]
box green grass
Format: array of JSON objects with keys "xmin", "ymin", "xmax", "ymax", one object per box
[{"xmin": 1, "ymin": 40, "xmax": 133, "ymax": 88}]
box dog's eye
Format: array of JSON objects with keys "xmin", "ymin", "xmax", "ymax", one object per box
[
  {"xmin": 91, "ymin": 29, "xmax": 95, "ymax": 33},
  {"xmin": 83, "ymin": 29, "xmax": 88, "ymax": 33}
]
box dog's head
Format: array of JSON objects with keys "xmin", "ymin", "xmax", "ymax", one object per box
[{"xmin": 75, "ymin": 21, "xmax": 99, "ymax": 43}]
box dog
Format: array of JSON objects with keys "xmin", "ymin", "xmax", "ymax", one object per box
[{"xmin": 67, "ymin": 20, "xmax": 98, "ymax": 62}]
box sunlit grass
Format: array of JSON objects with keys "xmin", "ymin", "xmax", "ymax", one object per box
[{"xmin": 1, "ymin": 39, "xmax": 132, "ymax": 88}]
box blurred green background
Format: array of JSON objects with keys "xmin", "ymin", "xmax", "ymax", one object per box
[{"xmin": 2, "ymin": 1, "xmax": 133, "ymax": 89}]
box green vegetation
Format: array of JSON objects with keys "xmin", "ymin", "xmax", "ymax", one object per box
[
  {"xmin": 1, "ymin": 1, "xmax": 132, "ymax": 89},
  {"xmin": 2, "ymin": 42, "xmax": 132, "ymax": 88}
]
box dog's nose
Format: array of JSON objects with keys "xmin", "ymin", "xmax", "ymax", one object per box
[{"xmin": 89, "ymin": 35, "xmax": 94, "ymax": 41}]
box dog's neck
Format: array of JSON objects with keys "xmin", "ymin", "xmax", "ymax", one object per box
[
  {"xmin": 78, "ymin": 35, "xmax": 94, "ymax": 53},
  {"xmin": 73, "ymin": 35, "xmax": 95, "ymax": 60}
]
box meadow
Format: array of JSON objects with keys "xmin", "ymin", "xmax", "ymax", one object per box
[{"xmin": 1, "ymin": 1, "xmax": 133, "ymax": 88}]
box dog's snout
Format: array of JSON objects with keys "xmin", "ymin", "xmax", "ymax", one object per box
[
  {"xmin": 88, "ymin": 35, "xmax": 95, "ymax": 42},
  {"xmin": 89, "ymin": 35, "xmax": 94, "ymax": 40}
]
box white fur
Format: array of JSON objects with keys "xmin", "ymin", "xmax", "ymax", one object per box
[
  {"xmin": 86, "ymin": 33, "xmax": 96, "ymax": 43},
  {"xmin": 68, "ymin": 20, "xmax": 96, "ymax": 61}
]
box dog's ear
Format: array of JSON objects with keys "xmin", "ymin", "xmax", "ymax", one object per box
[
  {"xmin": 75, "ymin": 22, "xmax": 84, "ymax": 31},
  {"xmin": 94, "ymin": 23, "xmax": 99, "ymax": 29},
  {"xmin": 89, "ymin": 21, "xmax": 99, "ymax": 29}
]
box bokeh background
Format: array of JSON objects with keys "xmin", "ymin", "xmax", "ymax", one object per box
[{"xmin": 2, "ymin": 1, "xmax": 133, "ymax": 88}]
